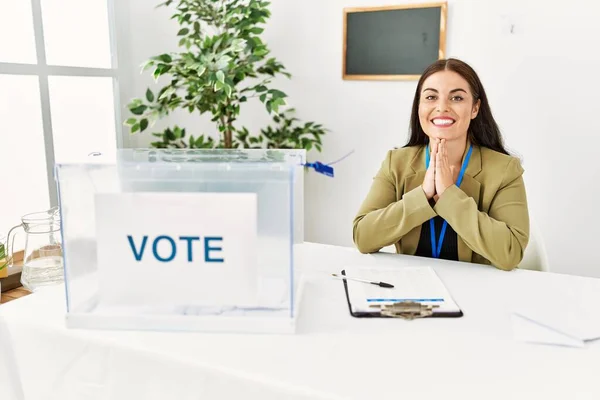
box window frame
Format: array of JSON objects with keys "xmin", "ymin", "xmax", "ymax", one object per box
[{"xmin": 0, "ymin": 0, "xmax": 128, "ymax": 206}]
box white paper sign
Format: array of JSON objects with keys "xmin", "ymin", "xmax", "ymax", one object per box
[{"xmin": 95, "ymin": 192, "xmax": 257, "ymax": 307}]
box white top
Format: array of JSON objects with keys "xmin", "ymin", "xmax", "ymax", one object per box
[{"xmin": 1, "ymin": 242, "xmax": 600, "ymax": 400}]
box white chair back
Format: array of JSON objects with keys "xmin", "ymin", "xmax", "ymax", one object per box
[{"xmin": 518, "ymin": 222, "xmax": 550, "ymax": 272}]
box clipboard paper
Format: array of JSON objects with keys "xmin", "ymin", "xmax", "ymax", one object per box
[{"xmin": 341, "ymin": 266, "xmax": 463, "ymax": 319}]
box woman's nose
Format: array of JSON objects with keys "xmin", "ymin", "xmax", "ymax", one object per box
[{"xmin": 436, "ymin": 99, "xmax": 449, "ymax": 113}]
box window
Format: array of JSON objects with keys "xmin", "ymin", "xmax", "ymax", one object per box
[{"xmin": 0, "ymin": 0, "xmax": 121, "ymax": 248}]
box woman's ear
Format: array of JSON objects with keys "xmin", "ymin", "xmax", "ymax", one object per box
[{"xmin": 471, "ymin": 99, "xmax": 481, "ymax": 119}]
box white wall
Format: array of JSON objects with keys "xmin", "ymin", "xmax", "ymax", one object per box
[{"xmin": 119, "ymin": 0, "xmax": 600, "ymax": 277}]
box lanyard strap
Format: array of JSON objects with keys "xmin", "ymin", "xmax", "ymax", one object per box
[{"xmin": 425, "ymin": 143, "xmax": 473, "ymax": 258}]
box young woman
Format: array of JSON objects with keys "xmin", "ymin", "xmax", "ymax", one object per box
[{"xmin": 352, "ymin": 58, "xmax": 529, "ymax": 270}]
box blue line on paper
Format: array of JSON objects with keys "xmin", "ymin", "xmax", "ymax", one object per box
[{"xmin": 366, "ymin": 298, "xmax": 445, "ymax": 302}]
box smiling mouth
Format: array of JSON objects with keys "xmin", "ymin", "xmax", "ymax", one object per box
[{"xmin": 431, "ymin": 118, "xmax": 455, "ymax": 127}]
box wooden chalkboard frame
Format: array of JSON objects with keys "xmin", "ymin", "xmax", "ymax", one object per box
[{"xmin": 343, "ymin": 2, "xmax": 448, "ymax": 81}]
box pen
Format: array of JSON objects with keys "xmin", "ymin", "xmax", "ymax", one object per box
[{"xmin": 331, "ymin": 273, "xmax": 394, "ymax": 288}]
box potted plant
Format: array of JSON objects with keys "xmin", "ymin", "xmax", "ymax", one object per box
[
  {"xmin": 0, "ymin": 237, "xmax": 7, "ymax": 279},
  {"xmin": 124, "ymin": 0, "xmax": 327, "ymax": 151}
]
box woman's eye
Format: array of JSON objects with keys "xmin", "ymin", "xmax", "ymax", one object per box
[
  {"xmin": 451, "ymin": 96, "xmax": 464, "ymax": 101},
  {"xmin": 424, "ymin": 95, "xmax": 436, "ymax": 100}
]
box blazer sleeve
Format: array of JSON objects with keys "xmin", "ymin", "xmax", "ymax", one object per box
[
  {"xmin": 434, "ymin": 157, "xmax": 530, "ymax": 270},
  {"xmin": 353, "ymin": 150, "xmax": 437, "ymax": 253}
]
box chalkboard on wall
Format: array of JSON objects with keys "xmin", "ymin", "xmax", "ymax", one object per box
[{"xmin": 343, "ymin": 2, "xmax": 447, "ymax": 80}]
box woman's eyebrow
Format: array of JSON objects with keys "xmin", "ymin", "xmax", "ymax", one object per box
[{"xmin": 422, "ymin": 88, "xmax": 467, "ymax": 93}]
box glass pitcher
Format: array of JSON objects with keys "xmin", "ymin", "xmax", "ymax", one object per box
[{"xmin": 6, "ymin": 207, "xmax": 64, "ymax": 291}]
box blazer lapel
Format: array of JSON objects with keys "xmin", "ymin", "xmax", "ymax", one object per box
[
  {"xmin": 401, "ymin": 147, "xmax": 428, "ymax": 255},
  {"xmin": 456, "ymin": 145, "xmax": 482, "ymax": 263}
]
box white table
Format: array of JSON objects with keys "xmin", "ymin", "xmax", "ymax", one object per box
[{"xmin": 2, "ymin": 242, "xmax": 600, "ymax": 400}]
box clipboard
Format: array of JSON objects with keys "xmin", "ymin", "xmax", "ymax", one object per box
[{"xmin": 340, "ymin": 267, "xmax": 463, "ymax": 319}]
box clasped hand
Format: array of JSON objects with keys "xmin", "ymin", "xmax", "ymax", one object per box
[{"xmin": 422, "ymin": 138, "xmax": 456, "ymax": 201}]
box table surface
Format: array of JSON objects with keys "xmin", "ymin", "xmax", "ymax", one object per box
[
  {"xmin": 0, "ymin": 287, "xmax": 30, "ymax": 305},
  {"xmin": 2, "ymin": 242, "xmax": 600, "ymax": 400}
]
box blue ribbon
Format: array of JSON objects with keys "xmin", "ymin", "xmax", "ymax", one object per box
[
  {"xmin": 425, "ymin": 143, "xmax": 473, "ymax": 258},
  {"xmin": 303, "ymin": 161, "xmax": 334, "ymax": 177},
  {"xmin": 304, "ymin": 150, "xmax": 355, "ymax": 178}
]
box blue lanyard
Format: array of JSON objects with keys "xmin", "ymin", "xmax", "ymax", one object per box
[{"xmin": 425, "ymin": 144, "xmax": 473, "ymax": 258}]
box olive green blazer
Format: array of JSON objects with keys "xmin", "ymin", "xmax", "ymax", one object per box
[{"xmin": 352, "ymin": 145, "xmax": 529, "ymax": 270}]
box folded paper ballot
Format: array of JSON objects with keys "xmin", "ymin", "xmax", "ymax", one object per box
[
  {"xmin": 511, "ymin": 275, "xmax": 600, "ymax": 348},
  {"xmin": 511, "ymin": 314, "xmax": 586, "ymax": 348}
]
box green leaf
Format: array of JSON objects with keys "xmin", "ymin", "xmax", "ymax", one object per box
[
  {"xmin": 177, "ymin": 28, "xmax": 189, "ymax": 36},
  {"xmin": 174, "ymin": 127, "xmax": 182, "ymax": 139},
  {"xmin": 195, "ymin": 135, "xmax": 215, "ymax": 148},
  {"xmin": 216, "ymin": 70, "xmax": 225, "ymax": 83},
  {"xmin": 145, "ymin": 88, "xmax": 154, "ymax": 102},
  {"xmin": 158, "ymin": 54, "xmax": 172, "ymax": 63},
  {"xmin": 194, "ymin": 21, "xmax": 200, "ymax": 32},
  {"xmin": 129, "ymin": 105, "xmax": 147, "ymax": 115},
  {"xmin": 129, "ymin": 98, "xmax": 143, "ymax": 107},
  {"xmin": 158, "ymin": 86, "xmax": 177, "ymax": 100},
  {"xmin": 249, "ymin": 27, "xmax": 264, "ymax": 34},
  {"xmin": 140, "ymin": 118, "xmax": 149, "ymax": 132},
  {"xmin": 259, "ymin": 93, "xmax": 267, "ymax": 103},
  {"xmin": 153, "ymin": 66, "xmax": 163, "ymax": 81},
  {"xmin": 269, "ymin": 89, "xmax": 287, "ymax": 98},
  {"xmin": 224, "ymin": 84, "xmax": 232, "ymax": 97},
  {"xmin": 232, "ymin": 39, "xmax": 246, "ymax": 52},
  {"xmin": 125, "ymin": 118, "xmax": 137, "ymax": 126},
  {"xmin": 178, "ymin": 38, "xmax": 186, "ymax": 47},
  {"xmin": 197, "ymin": 66, "xmax": 206, "ymax": 76},
  {"xmin": 140, "ymin": 60, "xmax": 154, "ymax": 72},
  {"xmin": 271, "ymin": 97, "xmax": 286, "ymax": 112},
  {"xmin": 214, "ymin": 81, "xmax": 224, "ymax": 91},
  {"xmin": 215, "ymin": 56, "xmax": 231, "ymax": 70},
  {"xmin": 274, "ymin": 97, "xmax": 286, "ymax": 106},
  {"xmin": 131, "ymin": 123, "xmax": 140, "ymax": 133},
  {"xmin": 157, "ymin": 0, "xmax": 173, "ymax": 8}
]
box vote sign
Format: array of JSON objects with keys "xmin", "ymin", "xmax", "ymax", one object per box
[{"xmin": 94, "ymin": 192, "xmax": 258, "ymax": 308}]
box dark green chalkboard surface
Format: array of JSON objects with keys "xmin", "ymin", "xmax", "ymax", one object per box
[{"xmin": 343, "ymin": 3, "xmax": 447, "ymax": 80}]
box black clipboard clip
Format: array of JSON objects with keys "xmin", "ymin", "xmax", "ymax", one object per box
[{"xmin": 369, "ymin": 301, "xmax": 440, "ymax": 320}]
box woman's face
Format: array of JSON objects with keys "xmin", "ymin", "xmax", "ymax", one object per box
[{"xmin": 418, "ymin": 70, "xmax": 480, "ymax": 142}]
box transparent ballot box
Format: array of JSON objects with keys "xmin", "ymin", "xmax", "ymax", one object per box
[{"xmin": 55, "ymin": 149, "xmax": 302, "ymax": 334}]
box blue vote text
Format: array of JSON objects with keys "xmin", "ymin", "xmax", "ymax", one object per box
[{"xmin": 126, "ymin": 235, "xmax": 224, "ymax": 263}]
